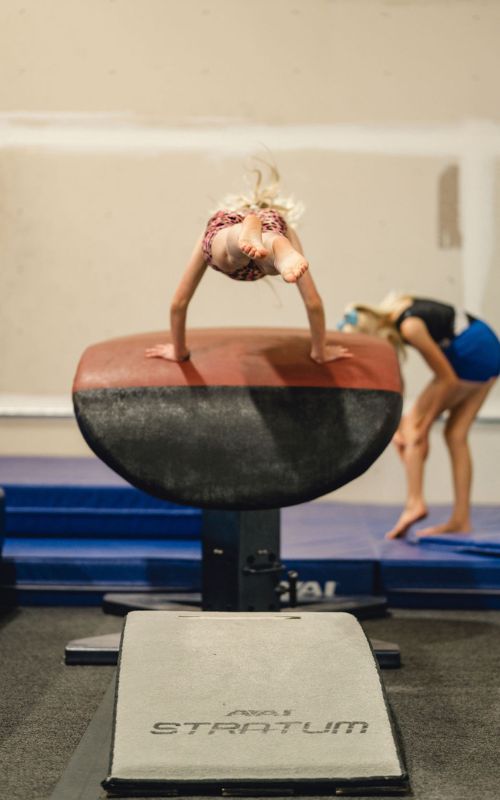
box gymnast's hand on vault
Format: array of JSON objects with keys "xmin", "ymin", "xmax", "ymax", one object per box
[
  {"xmin": 145, "ymin": 344, "xmax": 190, "ymax": 362},
  {"xmin": 310, "ymin": 345, "xmax": 353, "ymax": 364}
]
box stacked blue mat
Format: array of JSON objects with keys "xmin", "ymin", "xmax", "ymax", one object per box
[
  {"xmin": 0, "ymin": 459, "xmax": 202, "ymax": 604},
  {"xmin": 1, "ymin": 457, "xmax": 500, "ymax": 608}
]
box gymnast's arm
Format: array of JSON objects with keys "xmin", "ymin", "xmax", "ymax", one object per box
[
  {"xmin": 400, "ymin": 316, "xmax": 460, "ymax": 432},
  {"xmin": 289, "ymin": 229, "xmax": 351, "ymax": 364},
  {"xmin": 145, "ymin": 234, "xmax": 207, "ymax": 362}
]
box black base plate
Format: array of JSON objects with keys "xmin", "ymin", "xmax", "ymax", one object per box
[
  {"xmin": 67, "ymin": 593, "xmax": 399, "ymax": 667},
  {"xmin": 66, "ymin": 632, "xmax": 400, "ymax": 669},
  {"xmin": 102, "ymin": 591, "xmax": 388, "ymax": 619}
]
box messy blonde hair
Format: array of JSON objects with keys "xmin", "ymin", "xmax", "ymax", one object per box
[
  {"xmin": 342, "ymin": 292, "xmax": 413, "ymax": 358},
  {"xmin": 215, "ymin": 158, "xmax": 304, "ymax": 228}
]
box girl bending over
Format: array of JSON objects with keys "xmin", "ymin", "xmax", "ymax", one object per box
[
  {"xmin": 146, "ymin": 166, "xmax": 351, "ymax": 365},
  {"xmin": 338, "ymin": 294, "xmax": 500, "ymax": 539}
]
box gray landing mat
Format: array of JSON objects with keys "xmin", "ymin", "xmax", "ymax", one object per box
[{"xmin": 103, "ymin": 611, "xmax": 408, "ymax": 796}]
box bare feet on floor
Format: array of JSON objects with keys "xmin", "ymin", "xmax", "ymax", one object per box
[
  {"xmin": 238, "ymin": 214, "xmax": 269, "ymax": 260},
  {"xmin": 272, "ymin": 235, "xmax": 309, "ymax": 283},
  {"xmin": 385, "ymin": 504, "xmax": 428, "ymax": 540},
  {"xmin": 416, "ymin": 519, "xmax": 472, "ymax": 537}
]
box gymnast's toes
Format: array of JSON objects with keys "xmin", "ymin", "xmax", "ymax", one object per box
[{"xmin": 239, "ymin": 240, "xmax": 267, "ymax": 259}]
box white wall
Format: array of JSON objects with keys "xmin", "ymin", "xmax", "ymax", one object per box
[{"xmin": 1, "ymin": 0, "xmax": 499, "ymax": 504}]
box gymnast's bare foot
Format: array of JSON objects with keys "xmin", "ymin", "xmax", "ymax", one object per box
[
  {"xmin": 417, "ymin": 519, "xmax": 471, "ymax": 537},
  {"xmin": 272, "ymin": 234, "xmax": 309, "ymax": 283},
  {"xmin": 238, "ymin": 214, "xmax": 269, "ymax": 259},
  {"xmin": 385, "ymin": 503, "xmax": 428, "ymax": 540}
]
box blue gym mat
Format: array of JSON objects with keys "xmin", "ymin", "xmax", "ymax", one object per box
[{"xmin": 1, "ymin": 456, "xmax": 499, "ymax": 608}]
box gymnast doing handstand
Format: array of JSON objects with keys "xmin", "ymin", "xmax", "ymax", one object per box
[{"xmin": 146, "ymin": 165, "xmax": 351, "ymax": 365}]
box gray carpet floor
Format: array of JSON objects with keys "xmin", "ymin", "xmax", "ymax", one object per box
[{"xmin": 0, "ymin": 605, "xmax": 499, "ymax": 800}]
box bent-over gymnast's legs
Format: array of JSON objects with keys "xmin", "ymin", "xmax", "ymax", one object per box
[
  {"xmin": 418, "ymin": 377, "xmax": 495, "ymax": 536},
  {"xmin": 386, "ymin": 377, "xmax": 495, "ymax": 538}
]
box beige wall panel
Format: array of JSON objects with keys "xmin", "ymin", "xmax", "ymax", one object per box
[
  {"xmin": 1, "ymin": 149, "xmax": 467, "ymax": 398},
  {"xmin": 485, "ymin": 161, "xmax": 500, "ymax": 327},
  {"xmin": 0, "ymin": 0, "xmax": 499, "ymax": 122},
  {"xmin": 475, "ymin": 160, "xmax": 500, "ymax": 415},
  {"xmin": 0, "ymin": 419, "xmax": 91, "ymax": 455}
]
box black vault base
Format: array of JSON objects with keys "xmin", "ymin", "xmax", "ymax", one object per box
[{"xmin": 65, "ymin": 509, "xmax": 400, "ymax": 668}]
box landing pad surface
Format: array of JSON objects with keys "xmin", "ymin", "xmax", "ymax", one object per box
[{"xmin": 104, "ymin": 611, "xmax": 407, "ymax": 795}]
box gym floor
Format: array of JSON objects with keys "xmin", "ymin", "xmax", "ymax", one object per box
[{"xmin": 0, "ymin": 605, "xmax": 498, "ymax": 800}]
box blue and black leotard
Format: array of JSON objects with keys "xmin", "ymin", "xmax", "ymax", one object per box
[{"xmin": 394, "ymin": 298, "xmax": 500, "ymax": 382}]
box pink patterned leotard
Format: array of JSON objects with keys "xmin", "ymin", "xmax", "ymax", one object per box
[{"xmin": 202, "ymin": 208, "xmax": 288, "ymax": 281}]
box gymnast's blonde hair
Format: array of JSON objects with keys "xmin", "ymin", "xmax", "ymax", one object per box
[
  {"xmin": 343, "ymin": 291, "xmax": 413, "ymax": 358},
  {"xmin": 215, "ymin": 158, "xmax": 304, "ymax": 228}
]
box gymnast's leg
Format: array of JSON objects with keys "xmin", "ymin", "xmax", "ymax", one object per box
[
  {"xmin": 385, "ymin": 379, "xmax": 449, "ymax": 539},
  {"xmin": 210, "ymin": 214, "xmax": 268, "ymax": 271},
  {"xmin": 418, "ymin": 378, "xmax": 495, "ymax": 536},
  {"xmin": 385, "ymin": 424, "xmax": 429, "ymax": 540},
  {"xmin": 210, "ymin": 214, "xmax": 308, "ymax": 282},
  {"xmin": 260, "ymin": 231, "xmax": 309, "ymax": 283}
]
